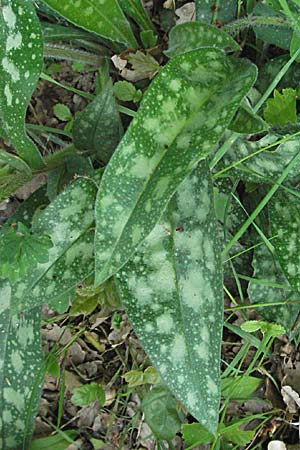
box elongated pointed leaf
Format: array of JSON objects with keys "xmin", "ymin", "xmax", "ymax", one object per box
[
  {"xmin": 0, "ymin": 0, "xmax": 44, "ymax": 169},
  {"xmin": 95, "ymin": 48, "xmax": 256, "ymax": 285},
  {"xmin": 9, "ymin": 172, "xmax": 101, "ymax": 313},
  {"xmin": 116, "ymin": 162, "xmax": 223, "ymax": 433},
  {"xmin": 195, "ymin": 0, "xmax": 237, "ymax": 23},
  {"xmin": 118, "ymin": 0, "xmax": 155, "ymax": 31},
  {"xmin": 43, "ymin": 0, "xmax": 138, "ymax": 48},
  {"xmin": 248, "ymin": 244, "xmax": 300, "ymax": 334},
  {"xmin": 0, "ymin": 280, "xmax": 43, "ymax": 450},
  {"xmin": 73, "ymin": 82, "xmax": 123, "ymax": 164},
  {"xmin": 165, "ymin": 22, "xmax": 240, "ymax": 58},
  {"xmin": 270, "ymin": 190, "xmax": 300, "ymax": 291},
  {"xmin": 0, "ymin": 150, "xmax": 31, "ymax": 175}
]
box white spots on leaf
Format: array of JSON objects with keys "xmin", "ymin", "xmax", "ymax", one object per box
[
  {"xmin": 156, "ymin": 312, "xmax": 174, "ymax": 333},
  {"xmin": 170, "ymin": 334, "xmax": 187, "ymax": 364},
  {"xmin": 6, "ymin": 31, "xmax": 22, "ymax": 52},
  {"xmin": 169, "ymin": 79, "xmax": 182, "ymax": 92},
  {"xmin": 2, "ymin": 57, "xmax": 20, "ymax": 82},
  {"xmin": 11, "ymin": 350, "xmax": 24, "ymax": 371},
  {"xmin": 2, "ymin": 5, "xmax": 16, "ymax": 29},
  {"xmin": 4, "ymin": 83, "xmax": 12, "ymax": 106},
  {"xmin": 206, "ymin": 376, "xmax": 218, "ymax": 395},
  {"xmin": 0, "ymin": 282, "xmax": 11, "ymax": 311},
  {"xmin": 3, "ymin": 387, "xmax": 25, "ymax": 411},
  {"xmin": 194, "ymin": 342, "xmax": 209, "ymax": 360}
]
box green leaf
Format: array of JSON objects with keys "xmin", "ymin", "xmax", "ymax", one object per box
[
  {"xmin": 195, "ymin": 0, "xmax": 237, "ymax": 23},
  {"xmin": 0, "ymin": 150, "xmax": 32, "ymax": 175},
  {"xmin": 141, "ymin": 385, "xmax": 182, "ymax": 441},
  {"xmin": 0, "ymin": 0, "xmax": 44, "ymax": 169},
  {"xmin": 95, "ymin": 48, "xmax": 256, "ymax": 284},
  {"xmin": 53, "ymin": 103, "xmax": 72, "ymax": 122},
  {"xmin": 0, "ymin": 169, "xmax": 32, "ymax": 203},
  {"xmin": 118, "ymin": 0, "xmax": 155, "ymax": 32},
  {"xmin": 43, "ymin": 0, "xmax": 138, "ymax": 48},
  {"xmin": 71, "ymin": 382, "xmax": 105, "ymax": 406},
  {"xmin": 46, "ymin": 353, "xmax": 60, "ymax": 378},
  {"xmin": 0, "ymin": 223, "xmax": 52, "ymax": 282},
  {"xmin": 290, "ymin": 31, "xmax": 300, "ymax": 62},
  {"xmin": 182, "ymin": 422, "xmax": 214, "ymax": 446},
  {"xmin": 69, "ymin": 290, "xmax": 99, "ymax": 317},
  {"xmin": 165, "ymin": 21, "xmax": 240, "ymax": 58},
  {"xmin": 126, "ymin": 50, "xmax": 160, "ymax": 80},
  {"xmin": 123, "ymin": 366, "xmax": 159, "ymax": 387},
  {"xmin": 248, "ymin": 244, "xmax": 300, "ymax": 334},
  {"xmin": 73, "ymin": 83, "xmax": 123, "ymax": 163},
  {"xmin": 270, "ymin": 190, "xmax": 300, "ymax": 291},
  {"xmin": 116, "ymin": 162, "xmax": 223, "ymax": 433},
  {"xmin": 229, "ymin": 101, "xmax": 268, "ymax": 134},
  {"xmin": 221, "ymin": 422, "xmax": 255, "ymax": 446},
  {"xmin": 140, "ymin": 29, "xmax": 158, "ymax": 48},
  {"xmin": 114, "ymin": 80, "xmax": 142, "ymax": 103},
  {"xmin": 264, "ymin": 88, "xmax": 297, "ymax": 126},
  {"xmin": 241, "ymin": 320, "xmax": 285, "ymax": 336},
  {"xmin": 0, "ymin": 280, "xmax": 43, "ymax": 450},
  {"xmin": 221, "ymin": 376, "xmax": 262, "ymax": 400},
  {"xmin": 29, "ymin": 430, "xmax": 79, "ymax": 450},
  {"xmin": 10, "ymin": 172, "xmax": 102, "ymax": 314}
]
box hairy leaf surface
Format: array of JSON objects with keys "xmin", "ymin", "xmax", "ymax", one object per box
[
  {"xmin": 73, "ymin": 82, "xmax": 123, "ymax": 164},
  {"xmin": 10, "ymin": 173, "xmax": 101, "ymax": 313},
  {"xmin": 116, "ymin": 163, "xmax": 223, "ymax": 433},
  {"xmin": 95, "ymin": 48, "xmax": 256, "ymax": 284},
  {"xmin": 0, "ymin": 0, "xmax": 44, "ymax": 169},
  {"xmin": 165, "ymin": 21, "xmax": 240, "ymax": 58},
  {"xmin": 43, "ymin": 0, "xmax": 138, "ymax": 48},
  {"xmin": 0, "ymin": 280, "xmax": 43, "ymax": 450}
]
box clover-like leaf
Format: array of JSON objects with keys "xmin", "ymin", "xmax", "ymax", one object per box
[
  {"xmin": 71, "ymin": 383, "xmax": 105, "ymax": 407},
  {"xmin": 264, "ymin": 88, "xmax": 297, "ymax": 126}
]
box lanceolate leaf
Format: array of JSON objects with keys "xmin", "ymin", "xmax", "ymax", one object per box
[
  {"xmin": 270, "ymin": 190, "xmax": 300, "ymax": 291},
  {"xmin": 195, "ymin": 0, "xmax": 237, "ymax": 23},
  {"xmin": 116, "ymin": 162, "xmax": 223, "ymax": 433},
  {"xmin": 0, "ymin": 0, "xmax": 44, "ymax": 169},
  {"xmin": 73, "ymin": 82, "xmax": 123, "ymax": 164},
  {"xmin": 165, "ymin": 22, "xmax": 240, "ymax": 58},
  {"xmin": 9, "ymin": 173, "xmax": 101, "ymax": 313},
  {"xmin": 118, "ymin": 0, "xmax": 155, "ymax": 32},
  {"xmin": 95, "ymin": 48, "xmax": 256, "ymax": 285},
  {"xmin": 0, "ymin": 150, "xmax": 31, "ymax": 175},
  {"xmin": 248, "ymin": 244, "xmax": 300, "ymax": 334},
  {"xmin": 0, "ymin": 280, "xmax": 43, "ymax": 450},
  {"xmin": 43, "ymin": 0, "xmax": 138, "ymax": 49}
]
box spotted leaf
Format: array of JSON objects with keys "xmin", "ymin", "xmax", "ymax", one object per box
[
  {"xmin": 43, "ymin": 0, "xmax": 138, "ymax": 49},
  {"xmin": 165, "ymin": 21, "xmax": 240, "ymax": 58},
  {"xmin": 95, "ymin": 48, "xmax": 256, "ymax": 285},
  {"xmin": 9, "ymin": 172, "xmax": 102, "ymax": 314},
  {"xmin": 270, "ymin": 190, "xmax": 300, "ymax": 292},
  {"xmin": 248, "ymin": 244, "xmax": 300, "ymax": 336},
  {"xmin": 118, "ymin": 0, "xmax": 155, "ymax": 32},
  {"xmin": 73, "ymin": 82, "xmax": 123, "ymax": 164},
  {"xmin": 195, "ymin": 0, "xmax": 237, "ymax": 23},
  {"xmin": 0, "ymin": 280, "xmax": 43, "ymax": 450},
  {"xmin": 0, "ymin": 0, "xmax": 44, "ymax": 169},
  {"xmin": 116, "ymin": 162, "xmax": 223, "ymax": 433}
]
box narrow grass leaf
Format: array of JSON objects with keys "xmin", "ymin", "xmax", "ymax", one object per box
[
  {"xmin": 95, "ymin": 48, "xmax": 256, "ymax": 285},
  {"xmin": 0, "ymin": 280, "xmax": 43, "ymax": 450},
  {"xmin": 0, "ymin": 0, "xmax": 44, "ymax": 169},
  {"xmin": 43, "ymin": 0, "xmax": 138, "ymax": 48},
  {"xmin": 116, "ymin": 162, "xmax": 223, "ymax": 433},
  {"xmin": 165, "ymin": 21, "xmax": 240, "ymax": 58},
  {"xmin": 73, "ymin": 82, "xmax": 123, "ymax": 164}
]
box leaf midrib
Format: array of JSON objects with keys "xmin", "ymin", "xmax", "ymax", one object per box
[{"xmin": 99, "ymin": 61, "xmax": 248, "ymax": 280}]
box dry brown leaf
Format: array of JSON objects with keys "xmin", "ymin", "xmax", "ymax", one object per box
[
  {"xmin": 175, "ymin": 2, "xmax": 196, "ymax": 24},
  {"xmin": 281, "ymin": 385, "xmax": 300, "ymax": 413}
]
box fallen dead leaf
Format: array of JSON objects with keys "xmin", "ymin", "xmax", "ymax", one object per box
[
  {"xmin": 175, "ymin": 2, "xmax": 196, "ymax": 24},
  {"xmin": 268, "ymin": 441, "xmax": 287, "ymax": 450},
  {"xmin": 281, "ymin": 385, "xmax": 300, "ymax": 414}
]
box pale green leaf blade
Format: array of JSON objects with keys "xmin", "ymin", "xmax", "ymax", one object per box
[
  {"xmin": 71, "ymin": 382, "xmax": 105, "ymax": 407},
  {"xmin": 0, "ymin": 281, "xmax": 43, "ymax": 450},
  {"xmin": 229, "ymin": 101, "xmax": 268, "ymax": 134},
  {"xmin": 248, "ymin": 244, "xmax": 300, "ymax": 334},
  {"xmin": 95, "ymin": 48, "xmax": 257, "ymax": 284},
  {"xmin": 0, "ymin": 0, "xmax": 44, "ymax": 169},
  {"xmin": 116, "ymin": 162, "xmax": 223, "ymax": 433},
  {"xmin": 0, "ymin": 150, "xmax": 32, "ymax": 175},
  {"xmin": 73, "ymin": 82, "xmax": 123, "ymax": 164},
  {"xmin": 10, "ymin": 173, "xmax": 101, "ymax": 313},
  {"xmin": 195, "ymin": 0, "xmax": 237, "ymax": 23},
  {"xmin": 118, "ymin": 0, "xmax": 155, "ymax": 31},
  {"xmin": 165, "ymin": 21, "xmax": 240, "ymax": 58},
  {"xmin": 43, "ymin": 0, "xmax": 138, "ymax": 48},
  {"xmin": 270, "ymin": 190, "xmax": 300, "ymax": 291}
]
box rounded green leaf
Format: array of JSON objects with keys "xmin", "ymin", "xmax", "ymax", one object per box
[{"xmin": 71, "ymin": 382, "xmax": 105, "ymax": 407}]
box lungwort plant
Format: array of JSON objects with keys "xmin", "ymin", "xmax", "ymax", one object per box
[{"xmin": 1, "ymin": 0, "xmax": 300, "ymax": 448}]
